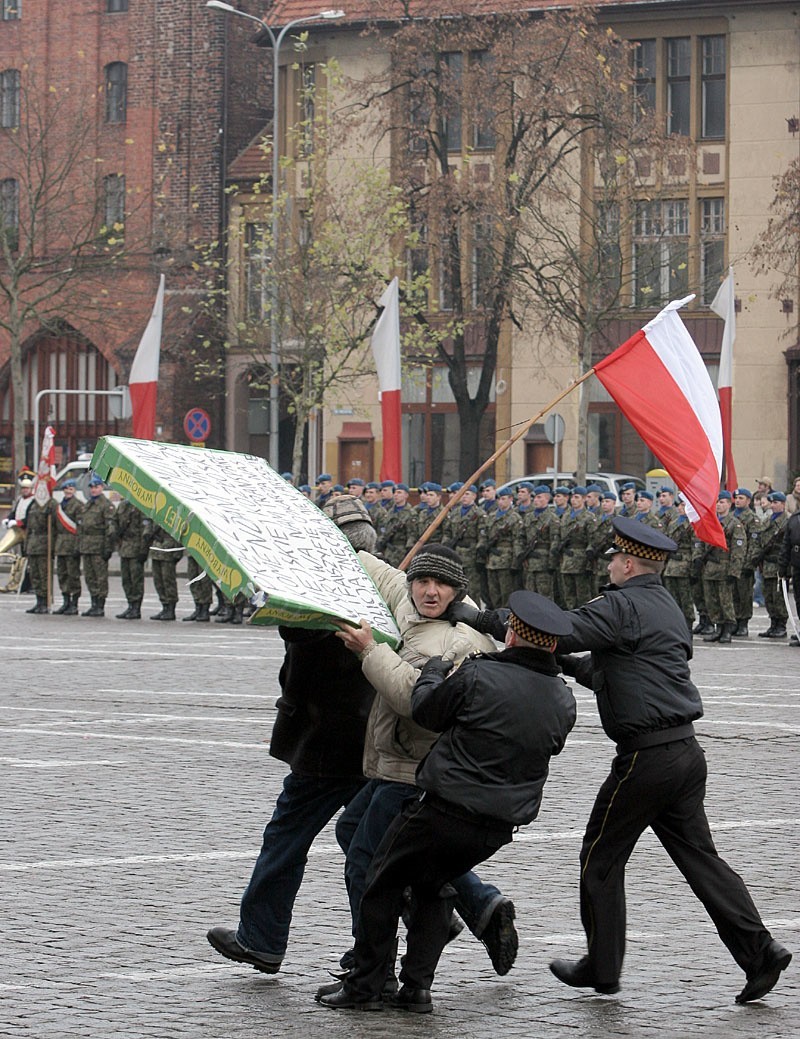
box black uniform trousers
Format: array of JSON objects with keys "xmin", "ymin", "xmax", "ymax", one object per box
[
  {"xmin": 348, "ymin": 795, "xmax": 512, "ymax": 998},
  {"xmin": 579, "ymin": 736, "xmax": 771, "ymax": 986}
]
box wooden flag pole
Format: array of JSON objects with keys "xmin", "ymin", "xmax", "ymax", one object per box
[{"xmin": 398, "ymin": 369, "xmax": 596, "ymax": 571}]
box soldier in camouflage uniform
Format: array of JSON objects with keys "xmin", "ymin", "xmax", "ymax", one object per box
[
  {"xmin": 663, "ymin": 498, "xmax": 696, "ymax": 633},
  {"xmin": 701, "ymin": 491, "xmax": 745, "ymax": 644},
  {"xmin": 618, "ymin": 482, "xmax": 638, "ymax": 519},
  {"xmin": 52, "ymin": 480, "xmax": 84, "ymax": 615},
  {"xmin": 483, "ymin": 486, "xmax": 523, "ymax": 608},
  {"xmin": 555, "ymin": 487, "xmax": 597, "ymax": 610},
  {"xmin": 690, "ymin": 533, "xmax": 714, "ymax": 636},
  {"xmin": 23, "ymin": 495, "xmax": 55, "ymax": 614},
  {"xmin": 633, "ymin": 491, "xmax": 664, "ymax": 530},
  {"xmin": 587, "ymin": 492, "xmax": 618, "ymax": 594},
  {"xmin": 376, "ymin": 483, "xmax": 416, "ymax": 567},
  {"xmin": 183, "ymin": 556, "xmax": 213, "ymax": 622},
  {"xmin": 150, "ymin": 524, "xmax": 185, "ymax": 621},
  {"xmin": 752, "ymin": 492, "xmax": 789, "ymax": 638},
  {"xmin": 441, "ymin": 483, "xmax": 486, "ymax": 602},
  {"xmin": 362, "ymin": 483, "xmax": 384, "ymax": 530},
  {"xmin": 408, "ymin": 482, "xmax": 446, "ymax": 553},
  {"xmin": 78, "ymin": 474, "xmax": 116, "ymax": 617},
  {"xmin": 519, "ymin": 485, "xmax": 558, "ymax": 600},
  {"xmin": 731, "ymin": 488, "xmax": 760, "ymax": 637},
  {"xmin": 113, "ymin": 499, "xmax": 152, "ymax": 620},
  {"xmin": 657, "ymin": 486, "xmax": 679, "ymax": 526}
]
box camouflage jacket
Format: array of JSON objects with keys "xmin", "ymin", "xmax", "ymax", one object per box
[
  {"xmin": 520, "ymin": 507, "xmax": 558, "ymax": 573},
  {"xmin": 23, "ymin": 499, "xmax": 55, "ymax": 556},
  {"xmin": 701, "ymin": 512, "xmax": 746, "ymax": 580},
  {"xmin": 442, "ymin": 503, "xmax": 487, "ymax": 555},
  {"xmin": 377, "ymin": 505, "xmax": 417, "ymax": 566},
  {"xmin": 113, "ymin": 500, "xmax": 152, "ymax": 560},
  {"xmin": 485, "ymin": 507, "xmax": 524, "ymax": 570},
  {"xmin": 733, "ymin": 507, "xmax": 761, "ymax": 571},
  {"xmin": 408, "ymin": 505, "xmax": 446, "ymax": 550},
  {"xmin": 53, "ymin": 496, "xmax": 85, "ymax": 556},
  {"xmin": 663, "ymin": 516, "xmax": 694, "ymax": 577},
  {"xmin": 78, "ymin": 494, "xmax": 115, "ymax": 556},
  {"xmin": 753, "ymin": 512, "xmax": 788, "ymax": 577},
  {"xmin": 554, "ymin": 508, "xmax": 596, "ymax": 575},
  {"xmin": 150, "ymin": 524, "xmax": 184, "ymax": 562}
]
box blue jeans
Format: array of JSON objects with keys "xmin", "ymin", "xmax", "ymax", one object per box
[
  {"xmin": 335, "ymin": 778, "xmax": 503, "ymax": 948},
  {"xmin": 236, "ymin": 771, "xmax": 364, "ymax": 959}
]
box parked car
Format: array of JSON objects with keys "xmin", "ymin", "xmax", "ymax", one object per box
[
  {"xmin": 500, "ymin": 471, "xmax": 645, "ymax": 499},
  {"xmin": 53, "ymin": 455, "xmax": 114, "ymax": 503}
]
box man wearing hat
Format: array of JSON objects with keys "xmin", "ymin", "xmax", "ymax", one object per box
[
  {"xmin": 408, "ymin": 482, "xmax": 445, "ymax": 552},
  {"xmin": 519, "ymin": 485, "xmax": 558, "ymax": 599},
  {"xmin": 550, "ymin": 516, "xmax": 791, "ymax": 1003},
  {"xmin": 585, "ymin": 484, "xmax": 603, "ymax": 515},
  {"xmin": 587, "ymin": 492, "xmax": 618, "ymax": 595},
  {"xmin": 78, "ymin": 474, "xmax": 115, "ymax": 617},
  {"xmin": 483, "ymin": 485, "xmax": 524, "ymax": 609},
  {"xmin": 778, "ymin": 494, "xmax": 800, "ymax": 644},
  {"xmin": 441, "ymin": 483, "xmax": 487, "ymax": 601},
  {"xmin": 478, "ymin": 478, "xmax": 498, "ymax": 513},
  {"xmin": 112, "ymin": 496, "xmax": 151, "ymax": 620},
  {"xmin": 657, "ymin": 486, "xmax": 679, "ymax": 525},
  {"xmin": 662, "ymin": 496, "xmax": 696, "ymax": 633},
  {"xmin": 554, "ymin": 487, "xmax": 597, "ymax": 610},
  {"xmin": 346, "ymin": 477, "xmax": 366, "ymax": 499},
  {"xmin": 698, "ymin": 491, "xmax": 745, "ymax": 644},
  {"xmin": 376, "ymin": 484, "xmax": 415, "ymax": 567},
  {"xmin": 315, "ymin": 475, "xmax": 334, "ymax": 508},
  {"xmin": 752, "ymin": 492, "xmax": 789, "ymax": 638},
  {"xmin": 515, "ymin": 482, "xmax": 534, "ymax": 514},
  {"xmin": 20, "ymin": 485, "xmax": 55, "ymax": 614},
  {"xmin": 731, "ymin": 488, "xmax": 760, "ymax": 636},
  {"xmin": 634, "ymin": 490, "xmax": 663, "ymax": 530},
  {"xmin": 618, "ymin": 481, "xmax": 638, "ymax": 518},
  {"xmin": 318, "ymin": 590, "xmax": 576, "ymax": 1012},
  {"xmin": 52, "ymin": 479, "xmax": 85, "ymax": 615}
]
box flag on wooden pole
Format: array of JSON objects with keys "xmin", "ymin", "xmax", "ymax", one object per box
[
  {"xmin": 129, "ymin": 275, "xmax": 165, "ymax": 440},
  {"xmin": 371, "ymin": 278, "xmax": 402, "ymax": 482}
]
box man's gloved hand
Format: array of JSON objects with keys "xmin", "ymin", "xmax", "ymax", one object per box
[
  {"xmin": 586, "ymin": 547, "xmax": 597, "ymax": 563},
  {"xmin": 691, "ymin": 558, "xmax": 703, "ymax": 577},
  {"xmin": 446, "ymin": 601, "xmax": 480, "ymax": 628},
  {"xmin": 447, "ymin": 602, "xmax": 510, "ymax": 641},
  {"xmin": 419, "ymin": 655, "xmax": 454, "ymax": 682},
  {"xmin": 555, "ymin": 652, "xmax": 578, "ymax": 677}
]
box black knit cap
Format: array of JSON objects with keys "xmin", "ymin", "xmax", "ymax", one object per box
[{"xmin": 406, "ymin": 544, "xmax": 467, "ymax": 595}]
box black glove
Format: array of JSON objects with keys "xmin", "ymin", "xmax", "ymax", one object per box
[
  {"xmin": 585, "ymin": 547, "xmax": 597, "ymax": 563},
  {"xmin": 446, "ymin": 601, "xmax": 480, "ymax": 628},
  {"xmin": 449, "ymin": 603, "xmax": 510, "ymax": 642},
  {"xmin": 555, "ymin": 652, "xmax": 578, "ymax": 677},
  {"xmin": 691, "ymin": 558, "xmax": 703, "ymax": 577},
  {"xmin": 102, "ymin": 549, "xmax": 113, "ymax": 562},
  {"xmin": 419, "ymin": 656, "xmax": 454, "ymax": 682},
  {"xmin": 779, "ymin": 569, "xmax": 790, "ymax": 580},
  {"xmin": 475, "ymin": 546, "xmax": 488, "ymax": 565}
]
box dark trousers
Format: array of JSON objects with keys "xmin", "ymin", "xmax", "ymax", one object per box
[
  {"xmin": 120, "ymin": 556, "xmax": 145, "ymax": 603},
  {"xmin": 578, "ymin": 737, "xmax": 772, "ymax": 986},
  {"xmin": 348, "ymin": 797, "xmax": 512, "ymax": 998},
  {"xmin": 236, "ymin": 771, "xmax": 364, "ymax": 959},
  {"xmin": 56, "ymin": 554, "xmax": 81, "ymax": 596}
]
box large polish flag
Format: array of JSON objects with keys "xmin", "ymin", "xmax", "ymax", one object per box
[
  {"xmin": 371, "ymin": 277, "xmax": 403, "ymax": 482},
  {"xmin": 129, "ymin": 274, "xmax": 165, "ymax": 441},
  {"xmin": 709, "ymin": 267, "xmax": 738, "ymax": 491},
  {"xmin": 594, "ymin": 295, "xmax": 726, "ymax": 549},
  {"xmin": 33, "ymin": 424, "xmax": 57, "ymax": 505}
]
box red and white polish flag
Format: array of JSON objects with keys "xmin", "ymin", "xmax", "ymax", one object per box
[
  {"xmin": 709, "ymin": 266, "xmax": 738, "ymax": 491},
  {"xmin": 33, "ymin": 424, "xmax": 57, "ymax": 504},
  {"xmin": 594, "ymin": 295, "xmax": 726, "ymax": 549},
  {"xmin": 129, "ymin": 274, "xmax": 165, "ymax": 441},
  {"xmin": 371, "ymin": 277, "xmax": 403, "ymax": 483}
]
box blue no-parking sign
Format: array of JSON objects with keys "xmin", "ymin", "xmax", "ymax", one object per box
[{"xmin": 183, "ymin": 408, "xmax": 211, "ymax": 443}]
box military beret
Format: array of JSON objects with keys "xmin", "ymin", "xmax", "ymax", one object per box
[
  {"xmin": 366, "ymin": 481, "xmax": 380, "ymax": 490},
  {"xmin": 607, "ymin": 516, "xmax": 677, "ymax": 560},
  {"xmin": 448, "ymin": 481, "xmax": 464, "ymax": 492},
  {"xmin": 481, "ymin": 478, "xmax": 496, "ymax": 488},
  {"xmin": 299, "ymin": 484, "xmax": 311, "ymax": 492},
  {"xmin": 638, "ymin": 490, "xmax": 654, "ymax": 501},
  {"xmin": 426, "ymin": 482, "xmax": 443, "ymax": 493},
  {"xmin": 508, "ymin": 590, "xmax": 573, "ymax": 652},
  {"xmin": 518, "ymin": 482, "xmax": 535, "ymax": 492},
  {"xmin": 379, "ymin": 480, "xmax": 395, "ymax": 489},
  {"xmin": 347, "ymin": 477, "xmax": 365, "ymax": 487},
  {"xmin": 602, "ymin": 491, "xmax": 618, "ymax": 500},
  {"xmin": 333, "ymin": 484, "xmax": 344, "ymax": 492},
  {"xmin": 659, "ymin": 485, "xmax": 675, "ymax": 495},
  {"xmin": 395, "ymin": 483, "xmax": 409, "ymax": 492},
  {"xmin": 61, "ymin": 479, "xmax": 77, "ymax": 489},
  {"xmin": 533, "ymin": 484, "xmax": 551, "ymax": 495},
  {"xmin": 571, "ymin": 486, "xmax": 588, "ymax": 496},
  {"xmin": 88, "ymin": 474, "xmax": 104, "ymax": 487},
  {"xmin": 734, "ymin": 487, "xmax": 752, "ymax": 498},
  {"xmin": 281, "ymin": 472, "xmax": 293, "ymax": 480},
  {"xmin": 554, "ymin": 486, "xmax": 572, "ymax": 496},
  {"xmin": 768, "ymin": 491, "xmax": 786, "ymax": 502},
  {"xmin": 497, "ymin": 486, "xmax": 514, "ymax": 497},
  {"xmin": 585, "ymin": 484, "xmax": 603, "ymax": 494},
  {"xmin": 316, "ymin": 473, "xmax": 332, "ymax": 483},
  {"xmin": 467, "ymin": 484, "xmax": 478, "ymax": 493},
  {"xmin": 717, "ymin": 490, "xmax": 732, "ymax": 500},
  {"xmin": 621, "ymin": 481, "xmax": 637, "ymax": 491}
]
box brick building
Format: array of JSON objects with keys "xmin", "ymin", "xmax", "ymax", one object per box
[{"xmin": 0, "ymin": 0, "xmax": 269, "ymax": 493}]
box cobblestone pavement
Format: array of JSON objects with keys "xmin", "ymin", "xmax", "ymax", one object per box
[{"xmin": 1, "ymin": 579, "xmax": 797, "ymax": 1038}]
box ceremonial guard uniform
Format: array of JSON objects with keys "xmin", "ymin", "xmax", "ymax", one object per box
[
  {"xmin": 52, "ymin": 481, "xmax": 84, "ymax": 614},
  {"xmin": 753, "ymin": 492, "xmax": 789, "ymax": 638},
  {"xmin": 23, "ymin": 496, "xmax": 55, "ymax": 614},
  {"xmin": 113, "ymin": 499, "xmax": 152, "ymax": 619},
  {"xmin": 662, "ymin": 508, "xmax": 695, "ymax": 632},
  {"xmin": 78, "ymin": 476, "xmax": 115, "ymax": 617},
  {"xmin": 483, "ymin": 489, "xmax": 523, "ymax": 609},
  {"xmin": 701, "ymin": 493, "xmax": 745, "ymax": 644},
  {"xmin": 554, "ymin": 489, "xmax": 596, "ymax": 610},
  {"xmin": 520, "ymin": 488, "xmax": 559, "ymax": 599},
  {"xmin": 149, "ymin": 525, "xmax": 184, "ymax": 621}
]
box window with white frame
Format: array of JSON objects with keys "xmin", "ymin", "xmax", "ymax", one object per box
[
  {"xmin": 700, "ymin": 197, "xmax": 725, "ymax": 303},
  {"xmin": 1, "ymin": 1, "xmax": 20, "ymax": 22},
  {"xmin": 633, "ymin": 199, "xmax": 689, "ymax": 308},
  {"xmin": 0, "ymin": 68, "xmax": 20, "ymax": 128},
  {"xmin": 105, "ymin": 62, "xmax": 127, "ymax": 124},
  {"xmin": 0, "ymin": 176, "xmax": 18, "ymax": 250},
  {"xmin": 245, "ymin": 222, "xmax": 271, "ymax": 321},
  {"xmin": 103, "ymin": 174, "xmax": 125, "ymax": 235}
]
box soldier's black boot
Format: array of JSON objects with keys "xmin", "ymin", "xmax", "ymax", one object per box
[
  {"xmin": 151, "ymin": 604, "xmax": 167, "ymax": 620},
  {"xmin": 182, "ymin": 607, "xmax": 199, "ymax": 622},
  {"xmin": 758, "ymin": 622, "xmax": 775, "ymax": 638},
  {"xmin": 195, "ymin": 603, "xmax": 211, "ymax": 622},
  {"xmin": 230, "ymin": 602, "xmax": 245, "ymax": 625},
  {"xmin": 692, "ymin": 614, "xmax": 710, "ymax": 635},
  {"xmin": 82, "ymin": 597, "xmax": 98, "ymax": 616},
  {"xmin": 53, "ymin": 595, "xmax": 71, "ymax": 615},
  {"xmin": 94, "ymin": 598, "xmax": 106, "ymax": 617},
  {"xmin": 717, "ymin": 622, "xmax": 734, "ymax": 644},
  {"xmin": 733, "ymin": 620, "xmax": 749, "ymax": 637},
  {"xmin": 703, "ymin": 623, "xmax": 723, "ymax": 642},
  {"xmin": 26, "ymin": 596, "xmax": 48, "ymax": 614},
  {"xmin": 116, "ymin": 603, "xmax": 133, "ymax": 619},
  {"xmin": 208, "ymin": 590, "xmax": 225, "ymax": 617},
  {"xmin": 64, "ymin": 595, "xmax": 79, "ymax": 616},
  {"xmin": 766, "ymin": 624, "xmax": 787, "ymax": 639},
  {"xmin": 215, "ymin": 603, "xmax": 234, "ymax": 623},
  {"xmin": 126, "ymin": 600, "xmax": 141, "ymax": 619},
  {"xmin": 161, "ymin": 603, "xmax": 176, "ymax": 621}
]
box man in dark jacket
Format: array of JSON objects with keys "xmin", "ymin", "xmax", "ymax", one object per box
[
  {"xmin": 207, "ymin": 495, "xmax": 377, "ymax": 974},
  {"xmin": 318, "ymin": 591, "xmax": 576, "ymax": 1013},
  {"xmin": 550, "ymin": 516, "xmax": 791, "ymax": 1004},
  {"xmin": 779, "ymin": 503, "xmax": 800, "ymax": 645}
]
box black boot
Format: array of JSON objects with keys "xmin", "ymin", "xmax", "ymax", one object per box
[
  {"xmin": 703, "ymin": 623, "xmax": 723, "ymax": 642},
  {"xmin": 208, "ymin": 590, "xmax": 225, "ymax": 617},
  {"xmin": 765, "ymin": 624, "xmax": 787, "ymax": 639},
  {"xmin": 82, "ymin": 597, "xmax": 98, "ymax": 616},
  {"xmin": 152, "ymin": 603, "xmax": 176, "ymax": 621},
  {"xmin": 732, "ymin": 620, "xmax": 749, "ymax": 637},
  {"xmin": 182, "ymin": 607, "xmax": 199, "ymax": 622},
  {"xmin": 758, "ymin": 623, "xmax": 775, "ymax": 638},
  {"xmin": 26, "ymin": 596, "xmax": 49, "ymax": 614},
  {"xmin": 215, "ymin": 603, "xmax": 234, "ymax": 623},
  {"xmin": 692, "ymin": 614, "xmax": 711, "ymax": 635},
  {"xmin": 94, "ymin": 598, "xmax": 106, "ymax": 617},
  {"xmin": 52, "ymin": 595, "xmax": 71, "ymax": 615},
  {"xmin": 116, "ymin": 603, "xmax": 133, "ymax": 619},
  {"xmin": 230, "ymin": 602, "xmax": 245, "ymax": 625},
  {"xmin": 126, "ymin": 601, "xmax": 142, "ymax": 620},
  {"xmin": 717, "ymin": 622, "xmax": 733, "ymax": 644},
  {"xmin": 195, "ymin": 602, "xmax": 211, "ymax": 622},
  {"xmin": 64, "ymin": 594, "xmax": 79, "ymax": 616}
]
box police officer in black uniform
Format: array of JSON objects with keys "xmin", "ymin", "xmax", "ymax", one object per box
[{"xmin": 550, "ymin": 517, "xmax": 791, "ymax": 1004}]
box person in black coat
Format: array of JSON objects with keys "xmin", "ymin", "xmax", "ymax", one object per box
[
  {"xmin": 550, "ymin": 517, "xmax": 791, "ymax": 1004},
  {"xmin": 207, "ymin": 496, "xmax": 377, "ymax": 974},
  {"xmin": 318, "ymin": 591, "xmax": 576, "ymax": 1013},
  {"xmin": 778, "ymin": 507, "xmax": 800, "ymax": 645}
]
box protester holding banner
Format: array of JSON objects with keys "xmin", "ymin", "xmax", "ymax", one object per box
[{"xmin": 52, "ymin": 480, "xmax": 84, "ymax": 615}]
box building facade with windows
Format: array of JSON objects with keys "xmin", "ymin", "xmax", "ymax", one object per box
[{"xmin": 230, "ymin": 0, "xmax": 797, "ymax": 490}]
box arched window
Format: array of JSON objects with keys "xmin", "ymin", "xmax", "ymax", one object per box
[{"xmin": 105, "ymin": 62, "xmax": 127, "ymax": 124}]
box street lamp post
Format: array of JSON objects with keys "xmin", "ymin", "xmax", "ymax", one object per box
[{"xmin": 207, "ymin": 1, "xmax": 344, "ymax": 472}]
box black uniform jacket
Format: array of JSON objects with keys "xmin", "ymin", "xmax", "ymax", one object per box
[
  {"xmin": 411, "ymin": 647, "xmax": 576, "ymax": 827},
  {"xmin": 271, "ymin": 627, "xmax": 376, "ymax": 780},
  {"xmin": 557, "ymin": 574, "xmax": 703, "ymax": 749}
]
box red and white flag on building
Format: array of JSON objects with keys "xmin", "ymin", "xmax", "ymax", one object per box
[
  {"xmin": 33, "ymin": 424, "xmax": 57, "ymax": 504},
  {"xmin": 371, "ymin": 277, "xmax": 402, "ymax": 482},
  {"xmin": 594, "ymin": 295, "xmax": 726, "ymax": 549},
  {"xmin": 129, "ymin": 274, "xmax": 165, "ymax": 441},
  {"xmin": 709, "ymin": 266, "xmax": 738, "ymax": 491}
]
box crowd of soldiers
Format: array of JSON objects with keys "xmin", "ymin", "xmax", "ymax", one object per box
[
  {"xmin": 316, "ymin": 473, "xmax": 799, "ymax": 647},
  {"xmin": 4, "ymin": 465, "xmax": 798, "ymax": 644}
]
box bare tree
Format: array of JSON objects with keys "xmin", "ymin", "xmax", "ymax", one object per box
[{"xmin": 751, "ymin": 156, "xmax": 800, "ymax": 335}]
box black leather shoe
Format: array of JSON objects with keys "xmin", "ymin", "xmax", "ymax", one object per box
[
  {"xmin": 481, "ymin": 898, "xmax": 518, "ymax": 975},
  {"xmin": 387, "ymin": 985, "xmax": 433, "ymax": 1013},
  {"xmin": 317, "ymin": 984, "xmax": 383, "ymax": 1011},
  {"xmin": 206, "ymin": 926, "xmax": 281, "ymax": 974},
  {"xmin": 549, "ymin": 957, "xmax": 620, "ymax": 994},
  {"xmin": 736, "ymin": 940, "xmax": 791, "ymax": 1003}
]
